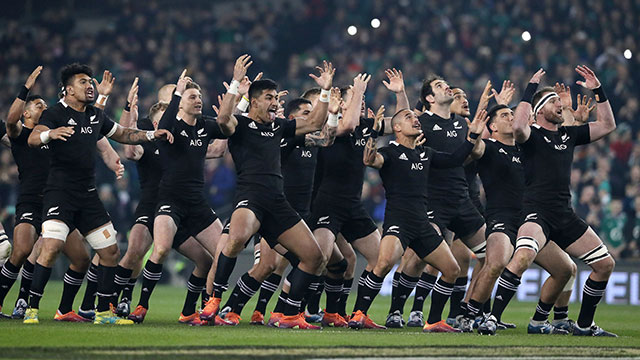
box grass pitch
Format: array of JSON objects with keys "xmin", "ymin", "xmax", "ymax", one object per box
[{"xmin": 0, "ymin": 282, "xmax": 638, "ymax": 359}]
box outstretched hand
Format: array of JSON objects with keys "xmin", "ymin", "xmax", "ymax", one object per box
[
  {"xmin": 25, "ymin": 66, "xmax": 43, "ymax": 90},
  {"xmin": 575, "ymin": 65, "xmax": 601, "ymax": 90},
  {"xmin": 373, "ymin": 105, "xmax": 385, "ymax": 133},
  {"xmin": 574, "ymin": 94, "xmax": 596, "ymax": 123},
  {"xmin": 127, "ymin": 77, "xmax": 139, "ymax": 105},
  {"xmin": 554, "ymin": 82, "xmax": 572, "ymax": 109},
  {"xmin": 382, "ymin": 68, "xmax": 404, "ymax": 93},
  {"xmin": 493, "ymin": 80, "xmax": 515, "ymax": 105},
  {"xmin": 94, "ymin": 70, "xmax": 115, "ymax": 96},
  {"xmin": 309, "ymin": 60, "xmax": 335, "ymax": 90},
  {"xmin": 468, "ymin": 109, "xmax": 489, "ymax": 135},
  {"xmin": 352, "ymin": 73, "xmax": 371, "ymax": 94},
  {"xmin": 153, "ymin": 129, "xmax": 174, "ymax": 144},
  {"xmin": 176, "ymin": 69, "xmax": 190, "ymax": 94},
  {"xmin": 529, "ymin": 68, "xmax": 546, "ymax": 84},
  {"xmin": 233, "ymin": 54, "xmax": 253, "ymax": 82}
]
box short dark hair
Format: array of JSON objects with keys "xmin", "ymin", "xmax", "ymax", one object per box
[
  {"xmin": 185, "ymin": 81, "xmax": 201, "ymax": 91},
  {"xmin": 248, "ymin": 79, "xmax": 278, "ymax": 100},
  {"xmin": 284, "ymin": 98, "xmax": 312, "ymax": 119},
  {"xmin": 302, "ymin": 87, "xmax": 321, "ymax": 100},
  {"xmin": 60, "ymin": 63, "xmax": 93, "ymax": 87},
  {"xmin": 486, "ymin": 104, "xmax": 510, "ymax": 132},
  {"xmin": 25, "ymin": 95, "xmax": 44, "ymax": 104},
  {"xmin": 532, "ymin": 86, "xmax": 555, "ymax": 112},
  {"xmin": 420, "ymin": 74, "xmax": 443, "ymax": 110}
]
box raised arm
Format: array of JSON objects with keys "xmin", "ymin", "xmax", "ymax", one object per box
[
  {"xmin": 97, "ymin": 137, "xmax": 125, "ymax": 179},
  {"xmin": 6, "ymin": 66, "xmax": 42, "ymax": 138},
  {"xmin": 295, "ymin": 61, "xmax": 334, "ymax": 135},
  {"xmin": 575, "ymin": 65, "xmax": 616, "ymax": 141},
  {"xmin": 121, "ymin": 79, "xmax": 144, "ymax": 161},
  {"xmin": 304, "ymin": 87, "xmax": 340, "ymax": 147},
  {"xmin": 217, "ymin": 55, "xmax": 253, "ymax": 136},
  {"xmin": 468, "ymin": 110, "xmax": 488, "ymax": 161},
  {"xmin": 513, "ymin": 69, "xmax": 545, "ymax": 143},
  {"xmin": 363, "ymin": 106, "xmax": 385, "ymax": 169},
  {"xmin": 339, "ymin": 73, "xmax": 370, "ymax": 136},
  {"xmin": 92, "ymin": 70, "xmax": 115, "ymax": 111}
]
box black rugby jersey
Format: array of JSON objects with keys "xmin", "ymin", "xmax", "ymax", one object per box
[
  {"xmin": 378, "ymin": 140, "xmax": 474, "ymax": 215},
  {"xmin": 315, "ymin": 117, "xmax": 381, "ymax": 203},
  {"xmin": 418, "ymin": 111, "xmax": 470, "ymax": 202},
  {"xmin": 465, "ymin": 162, "xmax": 481, "ymax": 204},
  {"xmin": 135, "ymin": 117, "xmax": 162, "ymax": 204},
  {"xmin": 520, "ymin": 124, "xmax": 590, "ymax": 209},
  {"xmin": 477, "ymin": 138, "xmax": 524, "ymax": 212},
  {"xmin": 10, "ymin": 127, "xmax": 50, "ymax": 203},
  {"xmin": 0, "ymin": 119, "xmax": 6, "ymax": 139},
  {"xmin": 157, "ymin": 94, "xmax": 226, "ymax": 202},
  {"xmin": 228, "ymin": 114, "xmax": 296, "ymax": 193},
  {"xmin": 281, "ymin": 134, "xmax": 318, "ymax": 214},
  {"xmin": 39, "ymin": 101, "xmax": 117, "ymax": 191}
]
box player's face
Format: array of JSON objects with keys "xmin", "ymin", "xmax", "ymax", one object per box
[
  {"xmin": 490, "ymin": 108, "xmax": 514, "ymax": 135},
  {"xmin": 180, "ymin": 88, "xmax": 203, "ymax": 116},
  {"xmin": 427, "ymin": 79, "xmax": 453, "ymax": 106},
  {"xmin": 151, "ymin": 109, "xmax": 167, "ymax": 130},
  {"xmin": 395, "ymin": 110, "xmax": 422, "ymax": 137},
  {"xmin": 68, "ymin": 74, "xmax": 95, "ymax": 103},
  {"xmin": 289, "ymin": 103, "xmax": 312, "ymax": 122},
  {"xmin": 341, "ymin": 88, "xmax": 365, "ymax": 116},
  {"xmin": 24, "ymin": 99, "xmax": 48, "ymax": 124},
  {"xmin": 450, "ymin": 88, "xmax": 470, "ymax": 117},
  {"xmin": 253, "ymin": 89, "xmax": 279, "ymax": 123},
  {"xmin": 540, "ymin": 96, "xmax": 563, "ymax": 124}
]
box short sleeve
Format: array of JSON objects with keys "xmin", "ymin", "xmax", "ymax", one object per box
[
  {"xmin": 283, "ymin": 118, "xmax": 296, "ymax": 138},
  {"xmin": 566, "ymin": 124, "xmax": 590, "ymax": 146},
  {"xmin": 206, "ymin": 120, "xmax": 227, "ymax": 139},
  {"xmin": 477, "ymin": 140, "xmax": 495, "ymax": 166},
  {"xmin": 378, "ymin": 146, "xmax": 391, "ymax": 169},
  {"xmin": 101, "ymin": 114, "xmax": 118, "ymax": 137},
  {"xmin": 38, "ymin": 109, "xmax": 57, "ymax": 129}
]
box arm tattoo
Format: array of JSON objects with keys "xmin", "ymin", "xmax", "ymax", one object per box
[
  {"xmin": 304, "ymin": 124, "xmax": 337, "ymax": 147},
  {"xmin": 117, "ymin": 127, "xmax": 149, "ymax": 144},
  {"xmin": 363, "ymin": 137, "xmax": 378, "ymax": 165}
]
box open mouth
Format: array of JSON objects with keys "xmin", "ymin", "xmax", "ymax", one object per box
[
  {"xmin": 268, "ymin": 108, "xmax": 277, "ymax": 121},
  {"xmin": 412, "ymin": 123, "xmax": 421, "ymax": 130},
  {"xmin": 86, "ymin": 88, "xmax": 94, "ymax": 99}
]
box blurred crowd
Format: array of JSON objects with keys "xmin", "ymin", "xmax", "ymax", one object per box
[{"xmin": 0, "ymin": 0, "xmax": 638, "ymax": 259}]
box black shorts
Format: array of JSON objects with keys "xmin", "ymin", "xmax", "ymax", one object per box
[
  {"xmin": 521, "ymin": 206, "xmax": 588, "ymax": 250},
  {"xmin": 42, "ymin": 188, "xmax": 111, "ymax": 235},
  {"xmin": 382, "ymin": 212, "xmax": 443, "ymax": 259},
  {"xmin": 134, "ymin": 201, "xmax": 189, "ymax": 249},
  {"xmin": 155, "ymin": 198, "xmax": 218, "ymax": 241},
  {"xmin": 428, "ymin": 197, "xmax": 485, "ymax": 239},
  {"xmin": 485, "ymin": 209, "xmax": 521, "ymax": 246},
  {"xmin": 232, "ymin": 190, "xmax": 301, "ymax": 247},
  {"xmin": 309, "ymin": 198, "xmax": 377, "ymax": 242},
  {"xmin": 15, "ymin": 201, "xmax": 43, "ymax": 234}
]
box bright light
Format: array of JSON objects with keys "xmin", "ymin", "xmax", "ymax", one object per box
[
  {"xmin": 371, "ymin": 18, "xmax": 380, "ymax": 28},
  {"xmin": 624, "ymin": 49, "xmax": 632, "ymax": 59},
  {"xmin": 522, "ymin": 31, "xmax": 531, "ymax": 41},
  {"xmin": 347, "ymin": 25, "xmax": 358, "ymax": 36}
]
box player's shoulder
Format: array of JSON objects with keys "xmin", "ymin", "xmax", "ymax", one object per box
[{"xmin": 137, "ymin": 117, "xmax": 154, "ymax": 131}]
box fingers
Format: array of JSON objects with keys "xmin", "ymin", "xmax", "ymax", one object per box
[
  {"xmin": 212, "ymin": 105, "xmax": 220, "ymax": 115},
  {"xmin": 223, "ymin": 81, "xmax": 230, "ymax": 90},
  {"xmin": 254, "ymin": 72, "xmax": 263, "ymax": 82},
  {"xmin": 367, "ymin": 107, "xmax": 375, "ymax": 118}
]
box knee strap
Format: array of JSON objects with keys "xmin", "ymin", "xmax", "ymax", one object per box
[
  {"xmin": 515, "ymin": 236, "xmax": 539, "ymax": 254},
  {"xmin": 85, "ymin": 223, "xmax": 117, "ymax": 250},
  {"xmin": 470, "ymin": 241, "xmax": 487, "ymax": 259},
  {"xmin": 563, "ymin": 273, "xmax": 576, "ymax": 292},
  {"xmin": 578, "ymin": 244, "xmax": 610, "ymax": 265},
  {"xmin": 42, "ymin": 220, "xmax": 70, "ymax": 241}
]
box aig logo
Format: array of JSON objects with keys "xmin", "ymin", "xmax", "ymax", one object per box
[
  {"xmin": 190, "ymin": 139, "xmax": 203, "ymax": 147},
  {"xmin": 446, "ymin": 130, "xmax": 457, "ymax": 137},
  {"xmin": 301, "ymin": 150, "xmax": 313, "ymax": 158},
  {"xmin": 355, "ymin": 139, "xmax": 367, "ymax": 146},
  {"xmin": 80, "ymin": 127, "xmax": 93, "ymax": 134},
  {"xmin": 411, "ymin": 163, "xmax": 423, "ymax": 170},
  {"xmin": 261, "ymin": 132, "xmax": 274, "ymax": 137},
  {"xmin": 554, "ymin": 144, "xmax": 567, "ymax": 150}
]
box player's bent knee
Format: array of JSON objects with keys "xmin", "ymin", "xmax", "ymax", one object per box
[
  {"xmin": 42, "ymin": 220, "xmax": 70, "ymax": 242},
  {"xmin": 487, "ymin": 262, "xmax": 506, "ymax": 279},
  {"xmin": 563, "ymin": 273, "xmax": 576, "ymax": 292},
  {"xmin": 578, "ymin": 243, "xmax": 614, "ymax": 276},
  {"xmin": 327, "ymin": 258, "xmax": 348, "ymax": 275},
  {"xmin": 86, "ymin": 223, "xmax": 117, "ymax": 250},
  {"xmin": 470, "ymin": 240, "xmax": 487, "ymax": 260}
]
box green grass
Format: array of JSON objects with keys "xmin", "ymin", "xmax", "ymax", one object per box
[{"xmin": 0, "ymin": 281, "xmax": 639, "ymax": 359}]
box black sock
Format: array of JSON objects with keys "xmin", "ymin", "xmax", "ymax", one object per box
[
  {"xmin": 28, "ymin": 263, "xmax": 52, "ymax": 309},
  {"xmin": 122, "ymin": 278, "xmax": 136, "ymax": 301},
  {"xmin": 182, "ymin": 274, "xmax": 206, "ymax": 316},
  {"xmin": 306, "ymin": 275, "xmax": 324, "ymax": 315},
  {"xmin": 283, "ymin": 268, "xmax": 316, "ymax": 316},
  {"xmin": 301, "ymin": 279, "xmax": 320, "ymax": 313},
  {"xmin": 447, "ymin": 276, "xmax": 468, "ymax": 318},
  {"xmin": 389, "ymin": 272, "xmax": 418, "ymax": 314},
  {"xmin": 17, "ymin": 260, "xmax": 35, "ymax": 303},
  {"xmin": 324, "ymin": 276, "xmax": 343, "ymax": 314},
  {"xmin": 426, "ymin": 278, "xmax": 454, "ymax": 324},
  {"xmin": 80, "ymin": 264, "xmax": 99, "ymax": 311},
  {"xmin": 255, "ymin": 273, "xmax": 281, "ymax": 314},
  {"xmin": 0, "ymin": 261, "xmax": 21, "ymax": 306},
  {"xmin": 274, "ymin": 290, "xmax": 288, "ymax": 313},
  {"xmin": 353, "ymin": 272, "xmax": 384, "ymax": 314},
  {"xmin": 554, "ymin": 305, "xmax": 569, "ymax": 321},
  {"xmin": 337, "ymin": 278, "xmax": 353, "ymax": 317},
  {"xmin": 213, "ymin": 253, "xmax": 236, "ymax": 298},
  {"xmin": 231, "ymin": 273, "xmax": 262, "ymax": 315},
  {"xmin": 58, "ymin": 268, "xmax": 85, "ymax": 313},
  {"xmin": 355, "ymin": 269, "xmax": 370, "ymax": 311},
  {"xmin": 532, "ymin": 299, "xmax": 554, "ymax": 321},
  {"xmin": 113, "ymin": 266, "xmax": 133, "ymax": 304},
  {"xmin": 467, "ymin": 299, "xmax": 483, "ymax": 319},
  {"xmin": 577, "ymin": 277, "xmax": 607, "ymax": 328},
  {"xmin": 222, "ymin": 283, "xmax": 241, "ymax": 311},
  {"xmin": 388, "ymin": 272, "xmax": 400, "ymax": 313},
  {"xmin": 483, "ymin": 298, "xmax": 491, "ymax": 315},
  {"xmin": 96, "ymin": 264, "xmax": 117, "ymax": 312},
  {"xmin": 201, "ymin": 291, "xmax": 211, "ymax": 309},
  {"xmin": 491, "ymin": 268, "xmax": 521, "ymax": 321},
  {"xmin": 137, "ymin": 261, "xmax": 163, "ymax": 309},
  {"xmin": 411, "ymin": 273, "xmax": 436, "ymax": 312},
  {"xmin": 282, "ymin": 251, "xmax": 300, "ymax": 268}
]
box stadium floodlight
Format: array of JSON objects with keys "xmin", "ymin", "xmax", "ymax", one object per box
[
  {"xmin": 348, "ymin": 25, "xmax": 358, "ymax": 36},
  {"xmin": 371, "ymin": 18, "xmax": 381, "ymax": 28},
  {"xmin": 522, "ymin": 31, "xmax": 531, "ymax": 41},
  {"xmin": 624, "ymin": 49, "xmax": 632, "ymax": 59}
]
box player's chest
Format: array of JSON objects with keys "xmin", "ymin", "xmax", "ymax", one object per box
[
  {"xmin": 65, "ymin": 114, "xmax": 102, "ymax": 139},
  {"xmin": 175, "ymin": 126, "xmax": 209, "ymax": 149},
  {"xmin": 423, "ymin": 120, "xmax": 466, "ymax": 147},
  {"xmin": 393, "ymin": 149, "xmax": 430, "ymax": 173}
]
